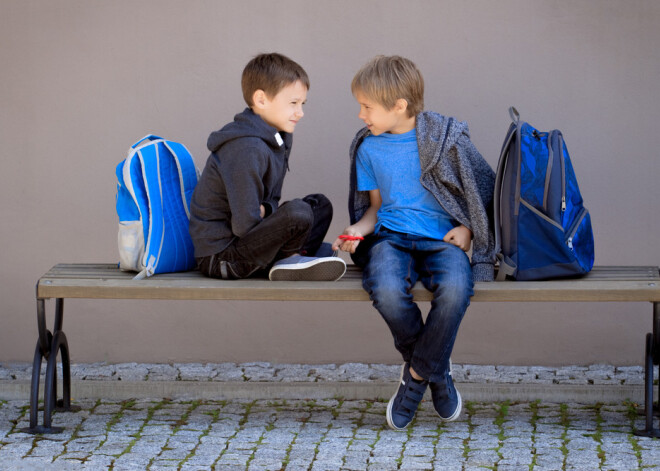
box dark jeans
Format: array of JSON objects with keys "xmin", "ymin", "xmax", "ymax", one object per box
[
  {"xmin": 198, "ymin": 194, "xmax": 333, "ymax": 279},
  {"xmin": 362, "ymin": 229, "xmax": 474, "ymax": 383}
]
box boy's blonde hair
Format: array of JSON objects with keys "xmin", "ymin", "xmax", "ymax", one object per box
[
  {"xmin": 351, "ymin": 55, "xmax": 424, "ymax": 118},
  {"xmin": 242, "ymin": 53, "xmax": 310, "ymax": 107}
]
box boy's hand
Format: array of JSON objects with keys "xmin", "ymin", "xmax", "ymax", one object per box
[
  {"xmin": 332, "ymin": 228, "xmax": 363, "ymax": 254},
  {"xmin": 443, "ymin": 225, "xmax": 472, "ymax": 252},
  {"xmin": 260, "ymin": 205, "xmax": 266, "ymax": 219}
]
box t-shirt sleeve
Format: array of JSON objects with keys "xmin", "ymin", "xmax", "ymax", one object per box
[{"xmin": 356, "ymin": 146, "xmax": 378, "ymax": 191}]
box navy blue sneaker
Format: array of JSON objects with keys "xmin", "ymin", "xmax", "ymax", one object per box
[
  {"xmin": 429, "ymin": 363, "xmax": 462, "ymax": 422},
  {"xmin": 386, "ymin": 363, "xmax": 428, "ymax": 430}
]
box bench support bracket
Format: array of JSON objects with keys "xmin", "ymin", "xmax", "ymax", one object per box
[
  {"xmin": 22, "ymin": 297, "xmax": 80, "ymax": 434},
  {"xmin": 635, "ymin": 302, "xmax": 660, "ymax": 438}
]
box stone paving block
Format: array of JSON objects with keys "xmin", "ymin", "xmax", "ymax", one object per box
[
  {"xmin": 399, "ymin": 458, "xmax": 434, "ymax": 469},
  {"xmin": 498, "ymin": 449, "xmax": 534, "ymax": 464},
  {"xmin": 273, "ymin": 366, "xmax": 317, "ymax": 382},
  {"xmin": 242, "ymin": 364, "xmax": 276, "ymax": 381},
  {"xmin": 209, "ymin": 364, "xmax": 244, "ymax": 382},
  {"xmin": 180, "ymin": 465, "xmax": 218, "ymax": 471},
  {"xmin": 564, "ymin": 452, "xmax": 602, "ymax": 469},
  {"xmin": 175, "ymin": 363, "xmax": 218, "ymax": 381},
  {"xmin": 431, "ymin": 461, "xmax": 463, "ymax": 471},
  {"xmin": 463, "ymin": 364, "xmax": 496, "ymax": 382},
  {"xmin": 602, "ymin": 457, "xmax": 640, "ymax": 470},
  {"xmin": 365, "ymin": 457, "xmax": 400, "ymax": 469},
  {"xmin": 317, "ymin": 363, "xmax": 373, "ymax": 382},
  {"xmin": 145, "ymin": 364, "xmax": 179, "ymax": 381},
  {"xmin": 112, "ymin": 362, "xmax": 150, "ymax": 381}
]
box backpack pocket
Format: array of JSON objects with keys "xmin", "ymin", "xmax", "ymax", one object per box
[
  {"xmin": 118, "ymin": 220, "xmax": 144, "ymax": 272},
  {"xmin": 517, "ymin": 200, "xmax": 567, "ymax": 273},
  {"xmin": 566, "ymin": 208, "xmax": 594, "ymax": 273}
]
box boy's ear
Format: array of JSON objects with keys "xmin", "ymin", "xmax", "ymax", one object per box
[
  {"xmin": 394, "ymin": 98, "xmax": 409, "ymax": 114},
  {"xmin": 252, "ymin": 89, "xmax": 268, "ymax": 109}
]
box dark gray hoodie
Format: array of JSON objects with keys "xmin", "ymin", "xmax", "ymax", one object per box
[{"xmin": 189, "ymin": 108, "xmax": 292, "ymax": 258}]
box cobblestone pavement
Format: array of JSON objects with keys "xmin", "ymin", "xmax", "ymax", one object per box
[
  {"xmin": 2, "ymin": 397, "xmax": 660, "ymax": 470},
  {"xmin": 1, "ymin": 362, "xmax": 659, "ymax": 470}
]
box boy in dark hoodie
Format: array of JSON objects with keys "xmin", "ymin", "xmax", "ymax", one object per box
[
  {"xmin": 190, "ymin": 53, "xmax": 346, "ymax": 281},
  {"xmin": 332, "ymin": 56, "xmax": 496, "ymax": 430}
]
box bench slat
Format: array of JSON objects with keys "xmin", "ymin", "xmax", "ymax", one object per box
[{"xmin": 37, "ymin": 264, "xmax": 660, "ymax": 303}]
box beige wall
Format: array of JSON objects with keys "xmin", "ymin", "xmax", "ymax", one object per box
[{"xmin": 1, "ymin": 0, "xmax": 659, "ymax": 366}]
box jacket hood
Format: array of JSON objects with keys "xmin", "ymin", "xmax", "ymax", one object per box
[{"xmin": 207, "ymin": 108, "xmax": 292, "ymax": 153}]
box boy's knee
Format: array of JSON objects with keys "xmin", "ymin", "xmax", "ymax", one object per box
[
  {"xmin": 303, "ymin": 193, "xmax": 332, "ymax": 213},
  {"xmin": 433, "ymin": 276, "xmax": 472, "ymax": 313},
  {"xmin": 363, "ymin": 275, "xmax": 409, "ymax": 307},
  {"xmin": 280, "ymin": 198, "xmax": 314, "ymax": 229}
]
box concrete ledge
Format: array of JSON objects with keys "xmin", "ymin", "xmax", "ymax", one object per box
[{"xmin": 1, "ymin": 379, "xmax": 643, "ymax": 404}]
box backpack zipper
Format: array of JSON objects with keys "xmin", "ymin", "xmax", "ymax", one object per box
[
  {"xmin": 559, "ymin": 133, "xmax": 566, "ymax": 212},
  {"xmin": 566, "ymin": 207, "xmax": 588, "ymax": 249},
  {"xmin": 520, "ymin": 199, "xmax": 563, "ymax": 231}
]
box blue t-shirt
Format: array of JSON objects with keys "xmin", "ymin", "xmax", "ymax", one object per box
[{"xmin": 356, "ymin": 129, "xmax": 455, "ymax": 240}]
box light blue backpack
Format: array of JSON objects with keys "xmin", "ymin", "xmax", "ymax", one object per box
[{"xmin": 116, "ymin": 135, "xmax": 198, "ymax": 279}]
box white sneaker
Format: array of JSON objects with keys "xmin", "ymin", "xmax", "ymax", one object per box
[{"xmin": 268, "ymin": 255, "xmax": 346, "ymax": 281}]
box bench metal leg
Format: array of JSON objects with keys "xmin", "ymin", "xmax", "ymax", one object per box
[
  {"xmin": 635, "ymin": 302, "xmax": 660, "ymax": 438},
  {"xmin": 23, "ymin": 297, "xmax": 79, "ymax": 434},
  {"xmin": 654, "ymin": 301, "xmax": 660, "ymax": 417}
]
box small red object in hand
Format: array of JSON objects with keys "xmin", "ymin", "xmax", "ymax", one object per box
[{"xmin": 339, "ymin": 235, "xmax": 364, "ymax": 241}]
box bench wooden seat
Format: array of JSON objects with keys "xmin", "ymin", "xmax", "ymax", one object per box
[
  {"xmin": 28, "ymin": 264, "xmax": 660, "ymax": 437},
  {"xmin": 38, "ymin": 263, "xmax": 660, "ymax": 302}
]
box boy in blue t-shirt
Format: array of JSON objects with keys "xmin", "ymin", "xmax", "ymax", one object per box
[{"xmin": 332, "ymin": 55, "xmax": 496, "ymax": 430}]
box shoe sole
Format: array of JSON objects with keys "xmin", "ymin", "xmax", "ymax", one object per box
[
  {"xmin": 386, "ymin": 363, "xmax": 409, "ymax": 431},
  {"xmin": 269, "ymin": 258, "xmax": 346, "ymax": 281}
]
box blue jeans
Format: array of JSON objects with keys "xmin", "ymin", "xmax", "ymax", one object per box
[{"xmin": 362, "ymin": 229, "xmax": 474, "ymax": 383}]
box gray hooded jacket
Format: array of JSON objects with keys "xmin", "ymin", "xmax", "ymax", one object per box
[{"xmin": 348, "ymin": 111, "xmax": 496, "ymax": 281}]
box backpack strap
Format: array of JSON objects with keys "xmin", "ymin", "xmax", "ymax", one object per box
[
  {"xmin": 133, "ymin": 143, "xmax": 165, "ymax": 279},
  {"xmin": 509, "ymin": 106, "xmax": 520, "ymax": 124},
  {"xmin": 493, "ymin": 107, "xmax": 522, "ymax": 281},
  {"xmin": 162, "ymin": 140, "xmax": 197, "ymax": 219},
  {"xmin": 495, "ymin": 254, "xmax": 517, "ymax": 281},
  {"xmin": 131, "ymin": 134, "xmax": 164, "ymax": 150}
]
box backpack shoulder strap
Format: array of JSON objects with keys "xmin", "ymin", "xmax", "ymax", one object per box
[
  {"xmin": 494, "ymin": 107, "xmax": 522, "ymax": 281},
  {"xmin": 161, "ymin": 140, "xmax": 198, "ymax": 218},
  {"xmin": 132, "ymin": 142, "xmax": 165, "ymax": 279}
]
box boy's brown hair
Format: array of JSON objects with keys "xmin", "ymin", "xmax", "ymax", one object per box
[
  {"xmin": 351, "ymin": 55, "xmax": 424, "ymax": 117},
  {"xmin": 242, "ymin": 53, "xmax": 310, "ymax": 107}
]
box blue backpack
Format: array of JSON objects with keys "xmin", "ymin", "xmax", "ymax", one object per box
[
  {"xmin": 494, "ymin": 107, "xmax": 594, "ymax": 281},
  {"xmin": 116, "ymin": 135, "xmax": 198, "ymax": 279}
]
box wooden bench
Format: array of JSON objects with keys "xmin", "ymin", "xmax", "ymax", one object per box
[{"xmin": 27, "ymin": 263, "xmax": 660, "ymax": 437}]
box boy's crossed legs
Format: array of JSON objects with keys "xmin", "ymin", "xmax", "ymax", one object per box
[
  {"xmin": 198, "ymin": 194, "xmax": 345, "ymax": 280},
  {"xmin": 363, "ymin": 229, "xmax": 474, "ymax": 429}
]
